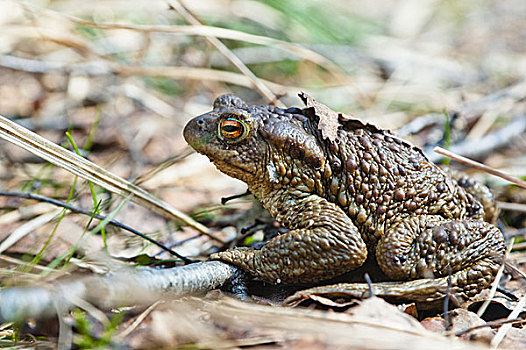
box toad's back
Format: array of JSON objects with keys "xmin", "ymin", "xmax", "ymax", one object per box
[{"xmin": 312, "ymin": 124, "xmax": 487, "ymax": 248}]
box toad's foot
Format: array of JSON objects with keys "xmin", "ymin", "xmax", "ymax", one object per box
[{"xmin": 211, "ymin": 195, "xmax": 368, "ymax": 284}]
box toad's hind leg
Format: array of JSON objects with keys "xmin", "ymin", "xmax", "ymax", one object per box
[
  {"xmin": 210, "ymin": 195, "xmax": 368, "ymax": 284},
  {"xmin": 286, "ymin": 216, "xmax": 505, "ymax": 305},
  {"xmin": 446, "ymin": 168, "xmax": 498, "ymax": 223}
]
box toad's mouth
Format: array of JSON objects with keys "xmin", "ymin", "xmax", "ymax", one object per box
[{"xmin": 209, "ymin": 157, "xmax": 256, "ymax": 177}]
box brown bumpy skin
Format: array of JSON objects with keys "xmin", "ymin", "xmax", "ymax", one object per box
[{"xmin": 183, "ymin": 94, "xmax": 506, "ymax": 305}]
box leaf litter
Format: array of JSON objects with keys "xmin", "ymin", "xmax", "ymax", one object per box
[{"xmin": 0, "ymin": 0, "xmax": 525, "ymax": 348}]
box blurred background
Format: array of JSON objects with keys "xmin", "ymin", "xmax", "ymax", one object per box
[{"xmin": 0, "ymin": 0, "xmax": 526, "ymax": 347}]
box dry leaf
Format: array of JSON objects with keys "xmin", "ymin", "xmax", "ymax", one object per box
[
  {"xmin": 498, "ymin": 327, "xmax": 526, "ymax": 348},
  {"xmin": 307, "ymin": 294, "xmax": 359, "ymax": 307},
  {"xmin": 299, "ymin": 92, "xmax": 344, "ymax": 142},
  {"xmin": 449, "ymin": 309, "xmax": 493, "ymax": 342},
  {"xmin": 348, "ymin": 297, "xmax": 425, "ymax": 333},
  {"xmin": 421, "ymin": 316, "xmax": 447, "ymax": 333}
]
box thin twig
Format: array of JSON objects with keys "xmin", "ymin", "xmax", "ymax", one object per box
[
  {"xmin": 0, "ymin": 115, "xmax": 223, "ymax": 244},
  {"xmin": 167, "ymin": 0, "xmax": 282, "ymax": 106},
  {"xmin": 433, "ymin": 147, "xmax": 526, "ymax": 188},
  {"xmin": 497, "ymin": 201, "xmax": 526, "ymax": 213},
  {"xmin": 428, "ymin": 115, "xmax": 526, "ymax": 163},
  {"xmin": 477, "ymin": 240, "xmax": 514, "ymax": 317},
  {"xmin": 454, "ymin": 318, "xmax": 523, "ymax": 337},
  {"xmin": 491, "ymin": 293, "xmax": 526, "ymax": 348},
  {"xmin": 0, "ymin": 190, "xmax": 193, "ymax": 263}
]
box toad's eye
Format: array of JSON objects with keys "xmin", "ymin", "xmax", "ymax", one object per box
[{"xmin": 218, "ymin": 118, "xmax": 248, "ymax": 142}]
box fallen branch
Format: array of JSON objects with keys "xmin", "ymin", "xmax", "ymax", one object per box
[{"xmin": 0, "ymin": 261, "xmax": 237, "ymax": 322}]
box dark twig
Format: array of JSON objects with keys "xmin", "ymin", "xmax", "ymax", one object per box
[
  {"xmin": 496, "ymin": 287, "xmax": 519, "ymax": 301},
  {"xmin": 0, "ymin": 190, "xmax": 195, "ymax": 264},
  {"xmin": 171, "ymin": 233, "xmax": 202, "ymax": 247},
  {"xmin": 221, "ymin": 189, "xmax": 251, "ymax": 205},
  {"xmin": 443, "ymin": 273, "xmax": 452, "ymax": 330},
  {"xmin": 454, "ymin": 318, "xmax": 523, "ymax": 337},
  {"xmin": 364, "ymin": 273, "xmax": 374, "ymax": 298}
]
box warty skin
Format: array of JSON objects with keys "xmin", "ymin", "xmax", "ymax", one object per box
[{"xmin": 184, "ymin": 94, "xmax": 505, "ymax": 304}]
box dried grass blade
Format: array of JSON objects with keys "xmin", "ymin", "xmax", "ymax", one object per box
[
  {"xmin": 116, "ymin": 65, "xmax": 294, "ymax": 94},
  {"xmin": 0, "ymin": 115, "xmax": 220, "ymax": 243},
  {"xmin": 490, "ymin": 292, "xmax": 526, "ymax": 348},
  {"xmin": 433, "ymin": 146, "xmax": 526, "ymax": 188},
  {"xmin": 0, "ymin": 209, "xmax": 63, "ymax": 255},
  {"xmin": 32, "ymin": 3, "xmax": 366, "ymax": 106},
  {"xmin": 167, "ymin": 0, "xmax": 281, "ymax": 106}
]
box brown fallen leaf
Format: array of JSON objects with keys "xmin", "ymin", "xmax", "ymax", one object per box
[
  {"xmin": 498, "ymin": 327, "xmax": 526, "ymax": 349},
  {"xmin": 421, "ymin": 316, "xmax": 447, "ymax": 334},
  {"xmin": 347, "ymin": 297, "xmax": 425, "ymax": 333},
  {"xmin": 399, "ymin": 303, "xmax": 419, "ymax": 318},
  {"xmin": 307, "ymin": 294, "xmax": 359, "ymax": 308},
  {"xmin": 299, "ymin": 91, "xmax": 344, "ymax": 142},
  {"xmin": 449, "ymin": 309, "xmax": 494, "ymax": 342}
]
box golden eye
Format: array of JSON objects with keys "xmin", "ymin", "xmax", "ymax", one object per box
[{"xmin": 219, "ymin": 118, "xmax": 248, "ymax": 141}]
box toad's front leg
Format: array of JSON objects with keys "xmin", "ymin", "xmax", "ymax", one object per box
[{"xmin": 211, "ymin": 195, "xmax": 368, "ymax": 284}]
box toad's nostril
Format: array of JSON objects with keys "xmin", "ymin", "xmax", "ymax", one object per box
[{"xmin": 196, "ymin": 118, "xmax": 205, "ymax": 126}]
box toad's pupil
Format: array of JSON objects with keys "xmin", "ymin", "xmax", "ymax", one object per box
[
  {"xmin": 222, "ymin": 124, "xmax": 240, "ymax": 132},
  {"xmin": 220, "ymin": 119, "xmax": 243, "ymax": 138}
]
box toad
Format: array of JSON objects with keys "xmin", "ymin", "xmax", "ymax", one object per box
[{"xmin": 183, "ymin": 94, "xmax": 505, "ymax": 304}]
